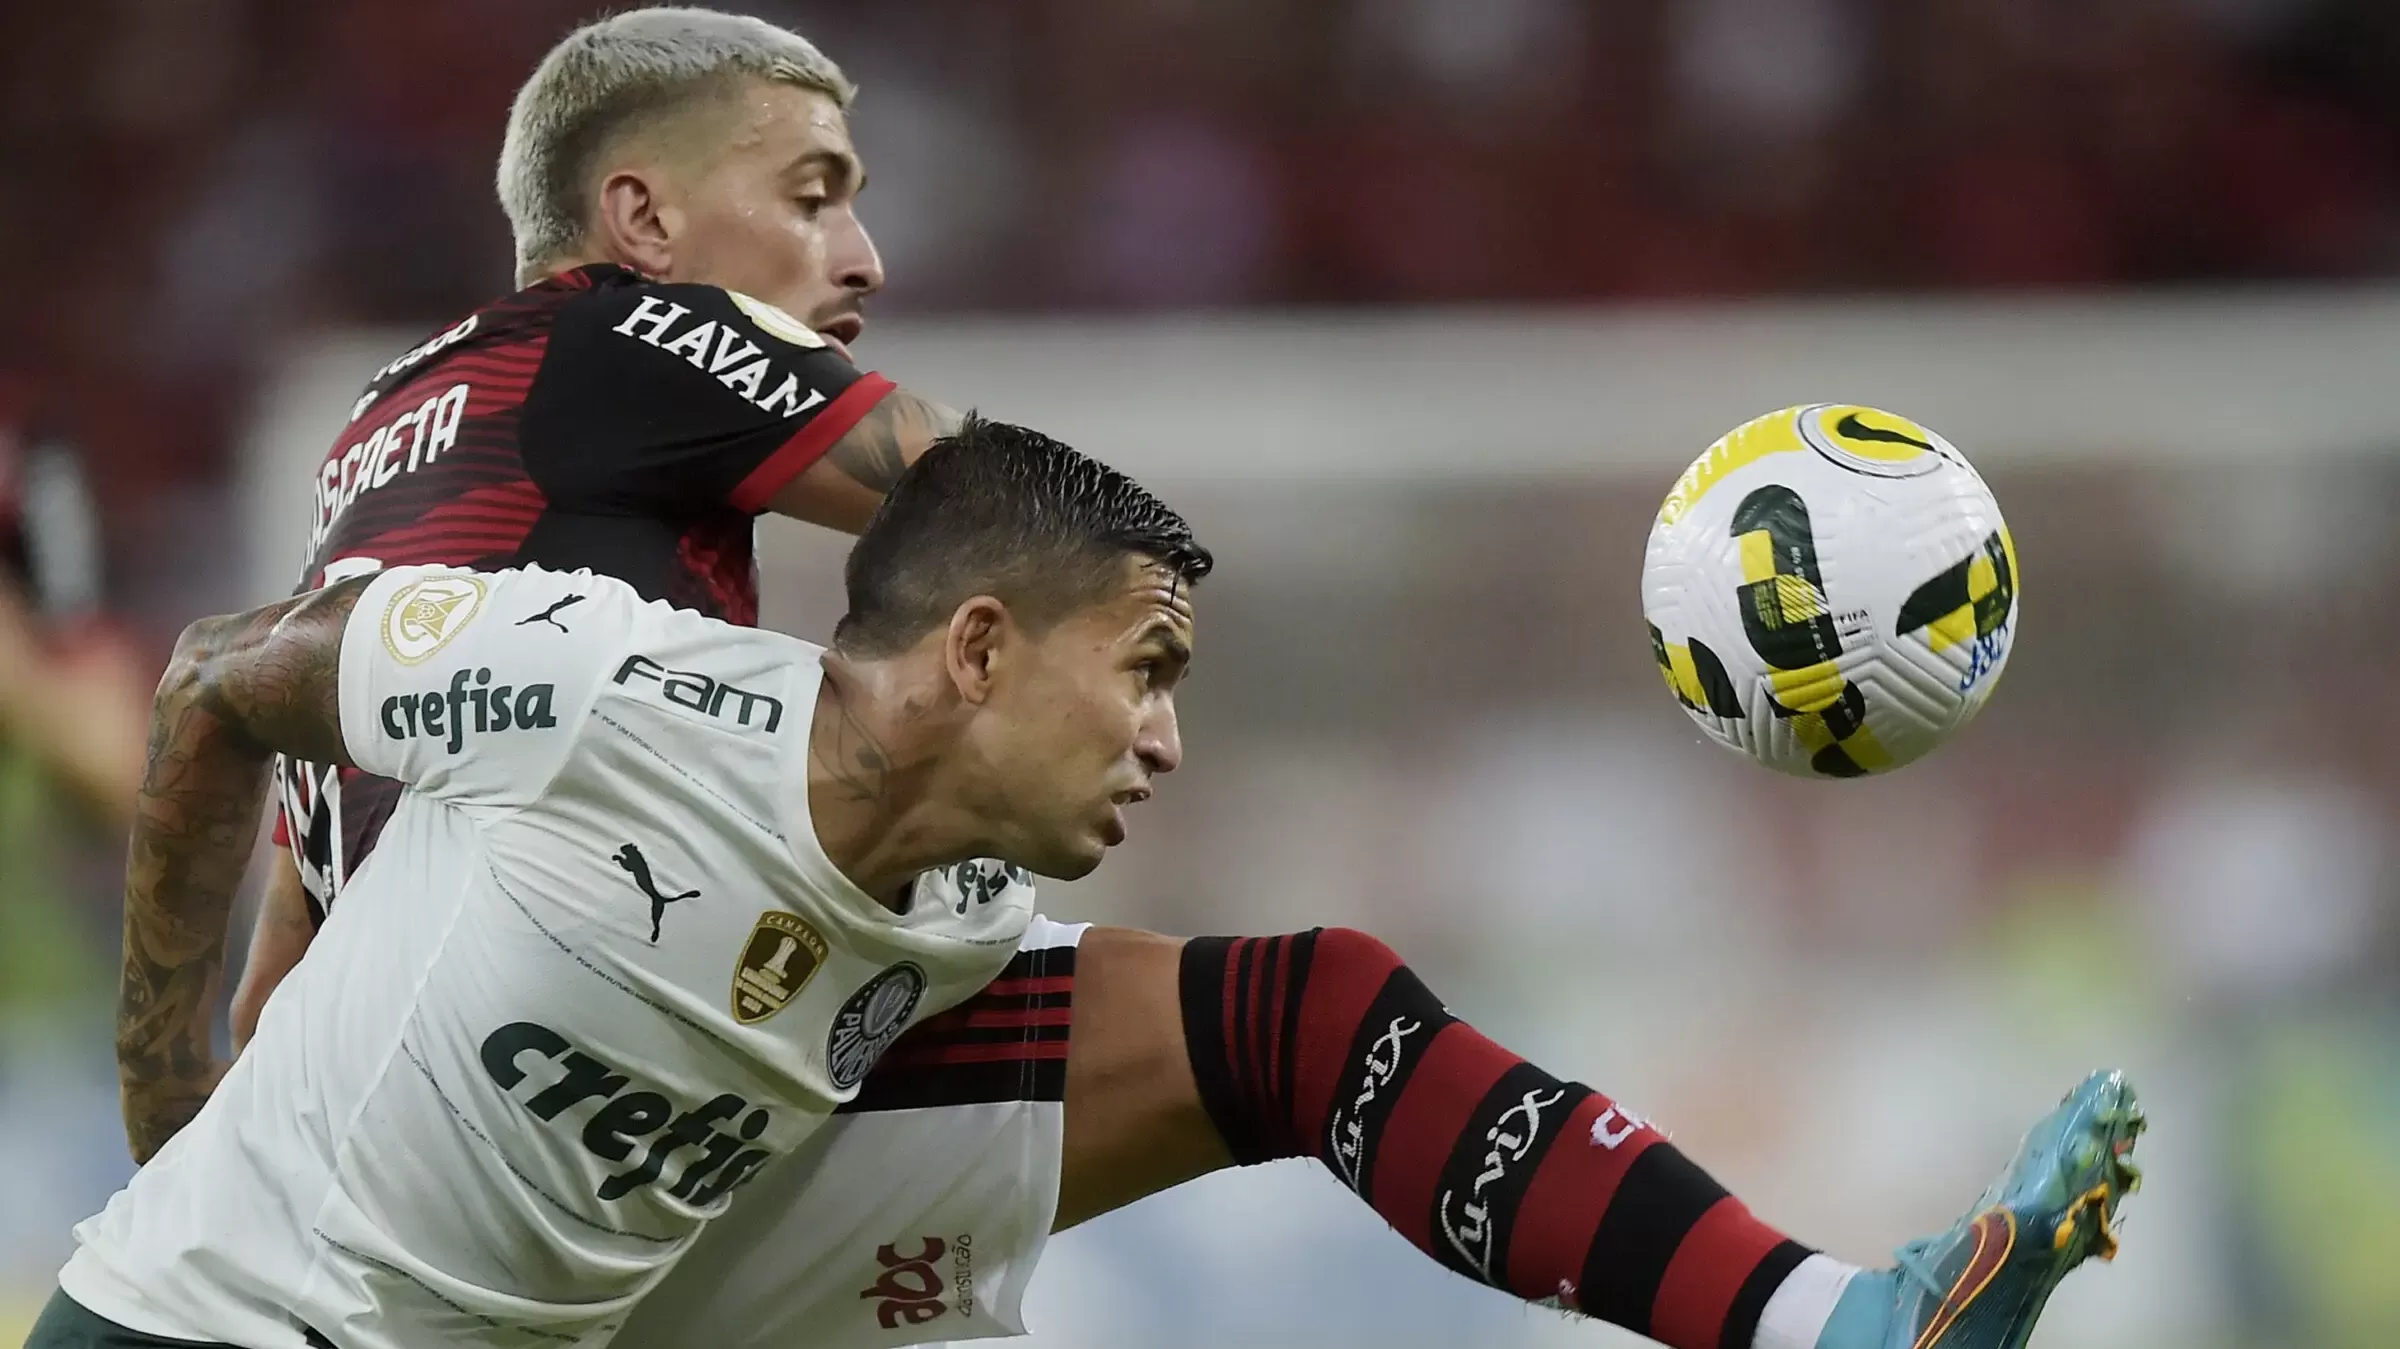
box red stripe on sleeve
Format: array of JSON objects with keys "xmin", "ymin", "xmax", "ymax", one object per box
[
  {"xmin": 1503, "ymin": 1095, "xmax": 1663, "ymax": 1303},
  {"xmin": 1247, "ymin": 936, "xmax": 1278, "ymax": 1108},
  {"xmin": 1222, "ymin": 937, "xmax": 1251, "ymax": 1125},
  {"xmin": 955, "ymin": 1006, "xmax": 1076, "ymax": 1030},
  {"xmin": 883, "ymin": 1040, "xmax": 1072, "ymax": 1067},
  {"xmin": 1263, "ymin": 935, "xmax": 1292, "ymax": 1129},
  {"xmin": 1367, "ymin": 1024, "xmax": 1514, "ymax": 1250},
  {"xmin": 1648, "ymin": 1198, "xmax": 1790, "ymax": 1349},
  {"xmin": 727, "ymin": 372, "xmax": 898, "ymax": 513},
  {"xmin": 981, "ymin": 974, "xmax": 1075, "ymax": 998},
  {"xmin": 1289, "ymin": 939, "xmax": 1405, "ymax": 1149}
]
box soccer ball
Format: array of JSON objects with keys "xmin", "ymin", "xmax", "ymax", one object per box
[{"xmin": 1640, "ymin": 403, "xmax": 2017, "ymax": 778}]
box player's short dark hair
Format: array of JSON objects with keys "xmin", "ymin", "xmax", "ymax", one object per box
[{"xmin": 833, "ymin": 417, "xmax": 1213, "ymax": 656}]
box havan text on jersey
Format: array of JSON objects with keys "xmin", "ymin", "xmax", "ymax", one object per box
[{"xmin": 613, "ymin": 296, "xmax": 829, "ymax": 419}]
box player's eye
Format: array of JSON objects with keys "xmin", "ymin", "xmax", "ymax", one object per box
[{"xmin": 795, "ymin": 191, "xmax": 828, "ymax": 218}]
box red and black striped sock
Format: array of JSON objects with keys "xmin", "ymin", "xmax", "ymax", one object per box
[{"xmin": 1181, "ymin": 929, "xmax": 1812, "ymax": 1349}]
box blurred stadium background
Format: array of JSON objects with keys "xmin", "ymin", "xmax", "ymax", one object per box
[{"xmin": 6, "ymin": 2, "xmax": 2400, "ymax": 1346}]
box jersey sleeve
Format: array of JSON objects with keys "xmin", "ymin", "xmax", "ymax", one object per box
[
  {"xmin": 521, "ymin": 281, "xmax": 897, "ymax": 517},
  {"xmin": 337, "ymin": 565, "xmax": 641, "ymax": 810}
]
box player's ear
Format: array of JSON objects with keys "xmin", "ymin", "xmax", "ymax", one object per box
[
  {"xmin": 592, "ymin": 167, "xmax": 678, "ymax": 277},
  {"xmin": 943, "ymin": 596, "xmax": 1010, "ymax": 707}
]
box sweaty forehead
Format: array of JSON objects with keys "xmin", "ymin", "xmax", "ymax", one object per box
[
  {"xmin": 734, "ymin": 79, "xmax": 852, "ymax": 156},
  {"xmin": 653, "ymin": 77, "xmax": 851, "ymax": 171},
  {"xmin": 1122, "ymin": 560, "xmax": 1197, "ymax": 640}
]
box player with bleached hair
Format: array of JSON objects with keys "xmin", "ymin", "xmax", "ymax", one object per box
[{"xmin": 108, "ymin": 11, "xmax": 2143, "ymax": 1349}]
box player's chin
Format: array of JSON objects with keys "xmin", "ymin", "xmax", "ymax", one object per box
[{"xmin": 1041, "ymin": 827, "xmax": 1116, "ymax": 881}]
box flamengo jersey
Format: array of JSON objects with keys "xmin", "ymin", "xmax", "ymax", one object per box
[
  {"xmin": 275, "ymin": 263, "xmax": 895, "ymax": 920},
  {"xmin": 59, "ymin": 566, "xmax": 1033, "ymax": 1349}
]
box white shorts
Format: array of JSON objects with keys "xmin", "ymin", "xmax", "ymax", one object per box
[{"xmin": 616, "ymin": 917, "xmax": 1085, "ymax": 1349}]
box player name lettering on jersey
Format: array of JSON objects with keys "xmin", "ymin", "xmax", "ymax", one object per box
[
  {"xmin": 379, "ymin": 667, "xmax": 558, "ymax": 754},
  {"xmin": 480, "ymin": 1021, "xmax": 776, "ymax": 1205},
  {"xmin": 312, "ymin": 382, "xmax": 472, "ymax": 553},
  {"xmin": 351, "ymin": 314, "xmax": 481, "ymax": 422},
  {"xmin": 612, "ymin": 294, "xmax": 831, "ymax": 418},
  {"xmin": 612, "ymin": 653, "xmax": 785, "ymax": 732}
]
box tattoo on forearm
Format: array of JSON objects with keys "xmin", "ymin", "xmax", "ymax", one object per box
[
  {"xmin": 118, "ymin": 578, "xmax": 366, "ymax": 1161},
  {"xmin": 826, "ymin": 390, "xmax": 960, "ymax": 495}
]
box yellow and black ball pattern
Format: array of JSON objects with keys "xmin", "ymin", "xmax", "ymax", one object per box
[{"xmin": 1641, "ymin": 404, "xmax": 2017, "ymax": 778}]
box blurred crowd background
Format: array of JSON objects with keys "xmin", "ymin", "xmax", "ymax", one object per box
[{"xmin": 5, "ymin": 2, "xmax": 2399, "ymax": 1347}]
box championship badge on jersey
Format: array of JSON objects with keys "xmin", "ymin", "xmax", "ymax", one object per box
[{"xmin": 732, "ymin": 912, "xmax": 830, "ymax": 1025}]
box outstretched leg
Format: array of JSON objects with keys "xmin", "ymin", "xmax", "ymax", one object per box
[{"xmin": 1054, "ymin": 926, "xmax": 2143, "ymax": 1349}]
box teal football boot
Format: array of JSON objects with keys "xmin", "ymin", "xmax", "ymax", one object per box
[{"xmin": 1817, "ymin": 1069, "xmax": 2145, "ymax": 1349}]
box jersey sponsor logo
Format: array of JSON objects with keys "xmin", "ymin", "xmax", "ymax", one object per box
[
  {"xmin": 1437, "ymin": 1082, "xmax": 1571, "ymax": 1280},
  {"xmin": 381, "ymin": 572, "xmax": 486, "ymax": 665},
  {"xmin": 1329, "ymin": 1014, "xmax": 1424, "ymax": 1189},
  {"xmin": 732, "ymin": 911, "xmax": 829, "ymax": 1024},
  {"xmin": 611, "ymin": 843, "xmax": 700, "ymax": 943},
  {"xmin": 611, "ymin": 293, "xmax": 833, "ymax": 418},
  {"xmin": 479, "ymin": 1021, "xmax": 777, "ymax": 1205},
  {"xmin": 379, "ymin": 667, "xmax": 559, "ymax": 754},
  {"xmin": 314, "ymin": 383, "xmax": 471, "ymax": 552},
  {"xmin": 612, "ymin": 653, "xmax": 785, "ymax": 731},
  {"xmin": 859, "ymin": 1234, "xmax": 975, "ymax": 1330},
  {"xmin": 935, "ymin": 859, "xmax": 1033, "ymax": 916},
  {"xmin": 826, "ymin": 963, "xmax": 926, "ymax": 1091},
  {"xmin": 1589, "ymin": 1099, "xmax": 1653, "ymax": 1150}
]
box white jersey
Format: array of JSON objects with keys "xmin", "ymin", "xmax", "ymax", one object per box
[
  {"xmin": 59, "ymin": 565, "xmax": 1035, "ymax": 1349},
  {"xmin": 620, "ymin": 915, "xmax": 1087, "ymax": 1349}
]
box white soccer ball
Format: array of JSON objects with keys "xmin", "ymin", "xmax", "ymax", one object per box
[{"xmin": 1640, "ymin": 403, "xmax": 2018, "ymax": 778}]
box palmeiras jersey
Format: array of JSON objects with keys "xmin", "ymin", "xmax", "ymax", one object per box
[
  {"xmin": 273, "ymin": 264, "xmax": 895, "ymax": 921},
  {"xmin": 59, "ymin": 566, "xmax": 1033, "ymax": 1349}
]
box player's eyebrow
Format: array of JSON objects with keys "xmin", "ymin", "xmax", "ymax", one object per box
[
  {"xmin": 787, "ymin": 148, "xmax": 865, "ymax": 194},
  {"xmin": 1144, "ymin": 627, "xmax": 1193, "ymax": 670}
]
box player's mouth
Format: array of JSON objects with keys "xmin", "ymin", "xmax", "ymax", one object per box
[
  {"xmin": 816, "ymin": 314, "xmax": 866, "ymax": 353},
  {"xmin": 1102, "ymin": 786, "xmax": 1150, "ymax": 845}
]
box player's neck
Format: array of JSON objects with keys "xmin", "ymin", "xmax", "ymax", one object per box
[
  {"xmin": 534, "ymin": 246, "xmax": 650, "ymax": 286},
  {"xmin": 804, "ymin": 656, "xmax": 992, "ymax": 910}
]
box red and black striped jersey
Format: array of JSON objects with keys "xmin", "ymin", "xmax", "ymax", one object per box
[{"xmin": 276, "ymin": 263, "xmax": 894, "ymax": 918}]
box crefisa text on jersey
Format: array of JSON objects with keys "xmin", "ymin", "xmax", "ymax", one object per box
[
  {"xmin": 380, "ymin": 667, "xmax": 559, "ymax": 754},
  {"xmin": 480, "ymin": 1021, "xmax": 775, "ymax": 1206}
]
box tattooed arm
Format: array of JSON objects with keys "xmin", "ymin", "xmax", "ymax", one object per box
[
  {"xmin": 766, "ymin": 388, "xmax": 962, "ymax": 534},
  {"xmin": 119, "ymin": 578, "xmax": 366, "ymax": 1162}
]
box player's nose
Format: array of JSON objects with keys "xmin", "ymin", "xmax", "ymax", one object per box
[
  {"xmin": 1136, "ymin": 703, "xmax": 1183, "ymax": 777},
  {"xmin": 833, "ymin": 208, "xmax": 885, "ymax": 298}
]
